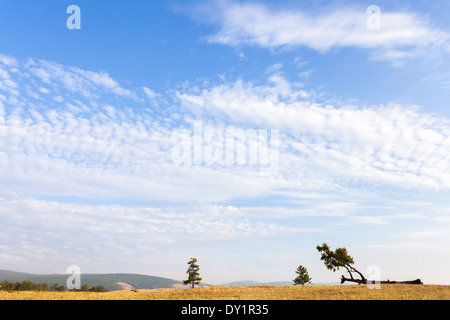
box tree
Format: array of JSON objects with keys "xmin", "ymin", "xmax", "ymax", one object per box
[
  {"xmin": 50, "ymin": 283, "xmax": 66, "ymax": 292},
  {"xmin": 50, "ymin": 283, "xmax": 59, "ymax": 291},
  {"xmin": 316, "ymin": 243, "xmax": 366, "ymax": 285},
  {"xmin": 293, "ymin": 265, "xmax": 312, "ymax": 286},
  {"xmin": 0, "ymin": 281, "xmax": 13, "ymax": 291},
  {"xmin": 90, "ymin": 285, "xmax": 107, "ymax": 292},
  {"xmin": 183, "ymin": 257, "xmax": 202, "ymax": 288},
  {"xmin": 36, "ymin": 283, "xmax": 49, "ymax": 291}
]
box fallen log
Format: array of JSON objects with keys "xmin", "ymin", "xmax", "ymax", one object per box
[
  {"xmin": 380, "ymin": 279, "xmax": 423, "ymax": 284},
  {"xmin": 341, "ymin": 275, "xmax": 423, "ymax": 285}
]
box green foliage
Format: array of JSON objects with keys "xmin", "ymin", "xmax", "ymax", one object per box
[
  {"xmin": 316, "ymin": 242, "xmax": 366, "ymax": 283},
  {"xmin": 183, "ymin": 258, "xmax": 202, "ymax": 288},
  {"xmin": 293, "ymin": 265, "xmax": 312, "ymax": 286},
  {"xmin": 0, "ymin": 280, "xmax": 49, "ymax": 291},
  {"xmin": 69, "ymin": 283, "xmax": 103, "ymax": 292},
  {"xmin": 0, "ymin": 280, "xmax": 106, "ymax": 292},
  {"xmin": 89, "ymin": 285, "xmax": 107, "ymax": 292},
  {"xmin": 50, "ymin": 283, "xmax": 67, "ymax": 292},
  {"xmin": 316, "ymin": 243, "xmax": 354, "ymax": 272}
]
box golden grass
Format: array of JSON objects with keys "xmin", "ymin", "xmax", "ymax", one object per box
[{"xmin": 1, "ymin": 284, "xmax": 449, "ymax": 300}]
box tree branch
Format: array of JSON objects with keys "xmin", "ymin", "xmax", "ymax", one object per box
[
  {"xmin": 348, "ymin": 265, "xmax": 366, "ymax": 281},
  {"xmin": 343, "ymin": 265, "xmax": 354, "ymax": 279}
]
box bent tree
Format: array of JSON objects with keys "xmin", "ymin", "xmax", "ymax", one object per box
[
  {"xmin": 317, "ymin": 243, "xmax": 423, "ymax": 285},
  {"xmin": 316, "ymin": 243, "xmax": 367, "ymax": 285}
]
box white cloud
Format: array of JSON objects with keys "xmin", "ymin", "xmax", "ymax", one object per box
[
  {"xmin": 347, "ymin": 216, "xmax": 389, "ymax": 225},
  {"xmin": 0, "ymin": 198, "xmax": 306, "ymax": 241},
  {"xmin": 177, "ymin": 75, "xmax": 450, "ymax": 190},
  {"xmin": 2, "ymin": 52, "xmax": 450, "ymax": 208},
  {"xmin": 3, "ymin": 52, "xmax": 448, "ymax": 205},
  {"xmin": 0, "ymin": 100, "xmax": 285, "ymax": 202},
  {"xmin": 0, "ymin": 54, "xmax": 17, "ymax": 66},
  {"xmin": 142, "ymin": 86, "xmax": 160, "ymax": 101},
  {"xmin": 38, "ymin": 86, "xmax": 51, "ymax": 94},
  {"xmin": 0, "ymin": 100, "xmax": 4, "ymax": 125},
  {"xmin": 0, "ymin": 195, "xmax": 318, "ymax": 272},
  {"xmin": 53, "ymin": 95, "xmax": 64, "ymax": 103},
  {"xmin": 0, "ymin": 66, "xmax": 19, "ymax": 95},
  {"xmin": 202, "ymin": 2, "xmax": 450, "ymax": 64},
  {"xmin": 24, "ymin": 58, "xmax": 136, "ymax": 99}
]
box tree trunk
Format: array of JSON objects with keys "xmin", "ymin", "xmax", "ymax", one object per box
[
  {"xmin": 341, "ymin": 275, "xmax": 366, "ymax": 284},
  {"xmin": 342, "ymin": 265, "xmax": 366, "ymax": 284}
]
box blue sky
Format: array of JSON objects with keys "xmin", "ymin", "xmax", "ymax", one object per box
[{"xmin": 1, "ymin": 0, "xmax": 450, "ymax": 285}]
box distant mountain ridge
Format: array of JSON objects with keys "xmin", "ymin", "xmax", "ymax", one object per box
[{"xmin": 0, "ymin": 270, "xmax": 181, "ymax": 291}]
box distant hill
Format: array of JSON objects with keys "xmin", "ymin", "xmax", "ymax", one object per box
[
  {"xmin": 0, "ymin": 270, "xmax": 181, "ymax": 291},
  {"xmin": 0, "ymin": 270, "xmax": 35, "ymax": 279}
]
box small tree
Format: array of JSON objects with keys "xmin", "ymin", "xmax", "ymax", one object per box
[
  {"xmin": 183, "ymin": 257, "xmax": 202, "ymax": 288},
  {"xmin": 316, "ymin": 243, "xmax": 366, "ymax": 284},
  {"xmin": 90, "ymin": 285, "xmax": 107, "ymax": 292},
  {"xmin": 80, "ymin": 284, "xmax": 89, "ymax": 292},
  {"xmin": 293, "ymin": 265, "xmax": 312, "ymax": 286}
]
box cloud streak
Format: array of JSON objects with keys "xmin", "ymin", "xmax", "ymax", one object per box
[
  {"xmin": 2, "ymin": 53, "xmax": 450, "ymax": 207},
  {"xmin": 178, "ymin": 76, "xmax": 450, "ymax": 190},
  {"xmin": 201, "ymin": 2, "xmax": 450, "ymax": 64},
  {"xmin": 0, "ymin": 195, "xmax": 320, "ymax": 274},
  {"xmin": 24, "ymin": 58, "xmax": 137, "ymax": 99}
]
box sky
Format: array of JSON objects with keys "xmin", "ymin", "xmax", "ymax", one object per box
[{"xmin": 0, "ymin": 0, "xmax": 450, "ymax": 285}]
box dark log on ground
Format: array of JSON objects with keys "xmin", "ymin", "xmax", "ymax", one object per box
[
  {"xmin": 380, "ymin": 279, "xmax": 423, "ymax": 284},
  {"xmin": 341, "ymin": 275, "xmax": 423, "ymax": 285}
]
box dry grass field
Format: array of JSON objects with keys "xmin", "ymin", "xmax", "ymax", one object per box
[{"xmin": 1, "ymin": 284, "xmax": 449, "ymax": 300}]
